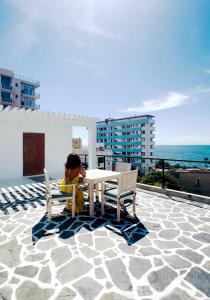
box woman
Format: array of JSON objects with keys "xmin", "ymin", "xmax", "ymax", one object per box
[{"xmin": 60, "ymin": 153, "xmax": 86, "ymax": 214}]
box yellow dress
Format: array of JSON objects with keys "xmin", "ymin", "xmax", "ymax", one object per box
[{"xmin": 59, "ymin": 175, "xmax": 84, "ymax": 213}]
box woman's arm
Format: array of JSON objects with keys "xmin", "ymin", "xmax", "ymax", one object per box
[
  {"xmin": 65, "ymin": 168, "xmax": 70, "ymax": 183},
  {"xmin": 79, "ymin": 166, "xmax": 86, "ymax": 177}
]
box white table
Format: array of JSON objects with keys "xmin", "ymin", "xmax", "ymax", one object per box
[{"xmin": 84, "ymin": 169, "xmax": 120, "ymax": 216}]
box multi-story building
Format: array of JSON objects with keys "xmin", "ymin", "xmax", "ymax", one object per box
[
  {"xmin": 0, "ymin": 68, "xmax": 40, "ymax": 110},
  {"xmin": 72, "ymin": 138, "xmax": 82, "ymax": 149},
  {"xmin": 97, "ymin": 115, "xmax": 155, "ymax": 170}
]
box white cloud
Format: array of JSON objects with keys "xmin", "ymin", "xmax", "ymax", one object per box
[
  {"xmin": 8, "ymin": 0, "xmax": 124, "ymax": 53},
  {"xmin": 120, "ymin": 92, "xmax": 190, "ymax": 113},
  {"xmin": 119, "ymin": 86, "xmax": 210, "ymax": 114}
]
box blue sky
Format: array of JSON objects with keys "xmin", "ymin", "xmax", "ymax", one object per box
[{"xmin": 0, "ymin": 0, "xmax": 210, "ymax": 145}]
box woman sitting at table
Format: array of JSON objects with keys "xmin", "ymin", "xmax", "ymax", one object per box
[{"xmin": 60, "ymin": 153, "xmax": 86, "ymax": 214}]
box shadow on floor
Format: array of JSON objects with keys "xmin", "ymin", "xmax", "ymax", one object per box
[
  {"xmin": 32, "ymin": 202, "xmax": 149, "ymax": 246},
  {"xmin": 0, "ymin": 197, "xmax": 45, "ymax": 215}
]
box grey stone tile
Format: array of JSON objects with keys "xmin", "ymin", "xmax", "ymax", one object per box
[
  {"xmin": 100, "ymin": 292, "xmax": 133, "ymax": 300},
  {"xmin": 176, "ymin": 249, "xmax": 204, "ymax": 264},
  {"xmin": 137, "ymin": 286, "xmax": 152, "ymax": 297},
  {"xmin": 158, "ymin": 229, "xmax": 180, "ymax": 240},
  {"xmin": 0, "ymin": 286, "xmax": 12, "ymax": 300},
  {"xmin": 24, "ymin": 252, "xmax": 46, "ymax": 262},
  {"xmin": 0, "ymin": 238, "xmax": 21, "ymax": 267},
  {"xmin": 55, "ymin": 287, "xmax": 76, "ymax": 300},
  {"xmin": 51, "ymin": 246, "xmax": 72, "ymax": 267},
  {"xmin": 178, "ymin": 236, "xmax": 202, "ymax": 250},
  {"xmin": 129, "ymin": 257, "xmax": 152, "ymax": 279},
  {"xmin": 118, "ymin": 242, "xmax": 137, "ymax": 254},
  {"xmin": 148, "ymin": 266, "xmax": 177, "ymax": 292},
  {"xmin": 38, "ymin": 265, "xmax": 51, "ymax": 283},
  {"xmin": 95, "ymin": 237, "xmax": 115, "ymax": 251},
  {"xmin": 154, "ymin": 240, "xmax": 184, "ymax": 249},
  {"xmin": 105, "ymin": 258, "xmax": 132, "ymax": 291},
  {"xmin": 73, "ymin": 276, "xmax": 103, "ymax": 300},
  {"xmin": 162, "ymin": 221, "xmax": 177, "ymax": 228},
  {"xmin": 143, "ymin": 222, "xmax": 162, "ymax": 231},
  {"xmin": 57, "ymin": 257, "xmax": 92, "ymax": 284},
  {"xmin": 177, "ymin": 222, "xmax": 197, "ymax": 232},
  {"xmin": 78, "ymin": 233, "xmax": 93, "ymax": 246},
  {"xmin": 163, "ymin": 255, "xmax": 191, "ymax": 269},
  {"xmin": 185, "ymin": 267, "xmax": 210, "ymax": 298},
  {"xmin": 15, "ymin": 265, "xmax": 39, "ymax": 278},
  {"xmin": 160, "ymin": 287, "xmax": 196, "ymax": 300},
  {"xmin": 153, "ymin": 257, "xmax": 163, "ymax": 267},
  {"xmin": 15, "ymin": 280, "xmax": 54, "ymax": 300},
  {"xmin": 192, "ymin": 232, "xmax": 210, "ymax": 244},
  {"xmin": 203, "ymin": 261, "xmax": 210, "ymax": 272},
  {"xmin": 80, "ymin": 245, "xmax": 99, "ymax": 259},
  {"xmin": 200, "ymin": 246, "xmax": 210, "ymax": 257},
  {"xmin": 37, "ymin": 239, "xmax": 57, "ymax": 250},
  {"xmin": 95, "ymin": 267, "xmax": 106, "ymax": 279},
  {"xmin": 0, "ymin": 271, "xmax": 8, "ymax": 285},
  {"xmin": 139, "ymin": 247, "xmax": 161, "ymax": 256}
]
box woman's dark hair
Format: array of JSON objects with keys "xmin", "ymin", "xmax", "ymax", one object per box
[{"xmin": 65, "ymin": 153, "xmax": 81, "ymax": 169}]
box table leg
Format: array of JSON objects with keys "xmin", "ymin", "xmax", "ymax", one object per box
[{"xmin": 89, "ymin": 183, "xmax": 94, "ymax": 216}]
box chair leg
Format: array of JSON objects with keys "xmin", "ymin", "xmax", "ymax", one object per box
[
  {"xmin": 101, "ymin": 184, "xmax": 104, "ymax": 215},
  {"xmin": 46, "ymin": 197, "xmax": 49, "ymax": 214},
  {"xmin": 133, "ymin": 193, "xmax": 136, "ymax": 216},
  {"xmin": 48, "ymin": 198, "xmax": 52, "ymax": 221},
  {"xmin": 72, "ymin": 198, "xmax": 75, "ymax": 218},
  {"xmin": 117, "ymin": 199, "xmax": 121, "ymax": 222}
]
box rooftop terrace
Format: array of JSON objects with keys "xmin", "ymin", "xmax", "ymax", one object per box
[{"xmin": 0, "ymin": 184, "xmax": 210, "ymax": 300}]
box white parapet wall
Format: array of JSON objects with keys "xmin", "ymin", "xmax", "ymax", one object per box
[{"xmin": 0, "ymin": 106, "xmax": 99, "ymax": 180}]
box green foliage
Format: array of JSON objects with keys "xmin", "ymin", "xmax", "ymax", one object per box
[{"xmin": 138, "ymin": 169, "xmax": 180, "ymax": 190}]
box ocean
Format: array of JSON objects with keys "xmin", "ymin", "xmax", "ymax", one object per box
[{"xmin": 154, "ymin": 145, "xmax": 210, "ymax": 167}]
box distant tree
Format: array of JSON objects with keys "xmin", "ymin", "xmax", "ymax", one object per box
[{"xmin": 138, "ymin": 169, "xmax": 180, "ymax": 190}]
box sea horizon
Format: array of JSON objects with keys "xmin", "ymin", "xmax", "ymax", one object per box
[{"xmin": 154, "ymin": 145, "xmax": 210, "ymax": 167}]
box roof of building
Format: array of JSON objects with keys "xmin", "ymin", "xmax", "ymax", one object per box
[{"xmin": 97, "ymin": 115, "xmax": 154, "ymax": 124}]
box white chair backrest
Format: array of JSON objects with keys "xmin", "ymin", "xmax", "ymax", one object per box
[
  {"xmin": 118, "ymin": 169, "xmax": 138, "ymax": 194},
  {"xmin": 44, "ymin": 168, "xmax": 51, "ymax": 197},
  {"xmin": 115, "ymin": 162, "xmax": 131, "ymax": 172}
]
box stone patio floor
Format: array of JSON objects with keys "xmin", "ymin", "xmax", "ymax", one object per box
[{"xmin": 0, "ymin": 189, "xmax": 210, "ymax": 300}]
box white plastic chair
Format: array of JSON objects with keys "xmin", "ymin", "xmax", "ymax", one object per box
[
  {"xmin": 44, "ymin": 168, "xmax": 76, "ymax": 220},
  {"xmin": 115, "ymin": 162, "xmax": 131, "ymax": 172},
  {"xmin": 101, "ymin": 169, "xmax": 138, "ymax": 222}
]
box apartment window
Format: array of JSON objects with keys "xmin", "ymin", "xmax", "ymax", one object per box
[
  {"xmin": 15, "ymin": 94, "xmax": 18, "ymax": 98},
  {"xmin": 141, "ymin": 124, "xmax": 145, "ymax": 127},
  {"xmin": 15, "ymin": 83, "xmax": 18, "ymax": 87},
  {"xmin": 1, "ymin": 92, "xmax": 12, "ymax": 103},
  {"xmin": 150, "ymin": 130, "xmax": 153, "ymax": 134},
  {"xmin": 196, "ymin": 178, "xmax": 200, "ymax": 186},
  {"xmin": 150, "ymin": 145, "xmax": 153, "ymax": 149},
  {"xmin": 142, "ymin": 138, "xmax": 145, "ymax": 142},
  {"xmin": 141, "ymin": 152, "xmax": 145, "ymax": 156},
  {"xmin": 150, "ymin": 138, "xmax": 153, "ymax": 141},
  {"xmin": 150, "ymin": 152, "xmax": 153, "ymax": 156},
  {"xmin": 142, "ymin": 145, "xmax": 145, "ymax": 149},
  {"xmin": 142, "ymin": 130, "xmax": 145, "ymax": 134}
]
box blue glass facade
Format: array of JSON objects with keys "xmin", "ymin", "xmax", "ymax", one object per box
[
  {"xmin": 21, "ymin": 97, "xmax": 35, "ymax": 108},
  {"xmin": 21, "ymin": 84, "xmax": 35, "ymax": 96},
  {"xmin": 97, "ymin": 116, "xmax": 154, "ymax": 167},
  {"xmin": 1, "ymin": 91, "xmax": 12, "ymax": 103},
  {"xmin": 1, "ymin": 75, "xmax": 12, "ymax": 90}
]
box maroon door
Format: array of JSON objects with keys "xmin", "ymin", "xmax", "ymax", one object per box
[{"xmin": 23, "ymin": 133, "xmax": 45, "ymax": 176}]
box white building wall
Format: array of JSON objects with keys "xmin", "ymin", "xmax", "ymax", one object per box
[{"xmin": 0, "ymin": 108, "xmax": 99, "ymax": 180}]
